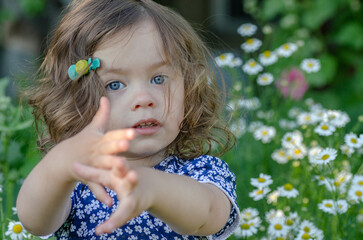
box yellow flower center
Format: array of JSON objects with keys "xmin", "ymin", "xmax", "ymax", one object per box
[
  {"xmin": 258, "ymin": 177, "xmax": 266, "ymax": 183},
  {"xmin": 304, "ymin": 226, "xmax": 310, "ymax": 232},
  {"xmin": 283, "ymin": 44, "xmax": 290, "ymax": 50},
  {"xmin": 286, "ymin": 137, "xmax": 292, "ymax": 142},
  {"xmin": 334, "ymin": 181, "xmax": 340, "ymax": 187},
  {"xmin": 13, "ymin": 224, "xmax": 23, "ymax": 234},
  {"xmin": 247, "ymin": 38, "xmax": 254, "ymax": 44},
  {"xmin": 241, "ymin": 223, "xmax": 250, "ymax": 229},
  {"xmin": 294, "ymin": 149, "xmax": 301, "ymax": 155},
  {"xmin": 262, "ymin": 130, "xmax": 268, "ymax": 135},
  {"xmin": 351, "ymin": 138, "xmax": 358, "ymax": 144},
  {"xmin": 308, "ymin": 62, "xmax": 314, "ymax": 67},
  {"xmin": 262, "ymin": 77, "xmax": 268, "ymax": 82},
  {"xmin": 286, "ymin": 219, "xmax": 294, "ymax": 226},
  {"xmin": 284, "ymin": 183, "xmax": 293, "ymax": 191},
  {"xmin": 263, "ymin": 50, "xmax": 271, "ymax": 57},
  {"xmin": 325, "ymin": 203, "xmax": 333, "ymax": 208},
  {"xmin": 220, "ymin": 54, "xmax": 226, "ymax": 60},
  {"xmin": 243, "ymin": 25, "xmax": 251, "ymax": 30},
  {"xmin": 356, "ymin": 190, "xmax": 362, "ymax": 197},
  {"xmin": 321, "ymin": 154, "xmax": 330, "ymax": 160},
  {"xmin": 249, "ymin": 61, "xmax": 257, "ymax": 67},
  {"xmin": 274, "ymin": 224, "xmax": 282, "ymax": 230},
  {"xmin": 302, "ymin": 233, "xmax": 310, "ymax": 239},
  {"xmin": 359, "ymin": 181, "xmax": 363, "ymax": 185},
  {"xmin": 277, "ymin": 238, "xmax": 285, "ymax": 240},
  {"xmin": 279, "ymin": 151, "xmax": 285, "ymax": 156},
  {"xmin": 321, "ymin": 125, "xmax": 329, "ymax": 130},
  {"xmin": 319, "ymin": 176, "xmax": 325, "ymax": 180},
  {"xmin": 257, "ymin": 189, "xmax": 263, "ymax": 195}
]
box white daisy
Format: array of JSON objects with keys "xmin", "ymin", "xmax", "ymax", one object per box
[
  {"xmin": 324, "ymin": 110, "xmax": 350, "ymax": 127},
  {"xmin": 297, "ymin": 220, "xmax": 324, "ymax": 240},
  {"xmin": 288, "ymin": 107, "xmax": 303, "ymax": 118},
  {"xmin": 5, "ymin": 221, "xmax": 28, "ymax": 240},
  {"xmin": 276, "ymin": 42, "xmax": 298, "ymax": 58},
  {"xmin": 242, "ymin": 59, "xmax": 263, "ymax": 75},
  {"xmin": 248, "ymin": 121, "xmax": 263, "ymax": 133},
  {"xmin": 318, "ymin": 199, "xmax": 336, "ymax": 215},
  {"xmin": 287, "ymin": 144, "xmax": 307, "ymax": 160},
  {"xmin": 340, "ymin": 144, "xmax": 354, "ymax": 157},
  {"xmin": 310, "ymin": 147, "xmax": 337, "ymax": 165},
  {"xmin": 234, "ymin": 218, "xmax": 260, "ymax": 238},
  {"xmin": 259, "ymin": 50, "xmax": 278, "ymax": 66},
  {"xmin": 265, "ymin": 209, "xmax": 285, "ymax": 223},
  {"xmin": 314, "ymin": 175, "xmax": 329, "ymax": 186},
  {"xmin": 267, "ymin": 190, "xmax": 280, "ymax": 204},
  {"xmin": 214, "ymin": 53, "xmax": 234, "ymax": 67},
  {"xmin": 253, "ymin": 125, "xmax": 276, "ymax": 143},
  {"xmin": 257, "ymin": 73, "xmax": 274, "ymax": 86},
  {"xmin": 229, "ymin": 57, "xmax": 243, "ymax": 67},
  {"xmin": 237, "ymin": 97, "xmax": 261, "ymax": 110},
  {"xmin": 278, "ymin": 183, "xmax": 299, "ymax": 198},
  {"xmin": 345, "ymin": 132, "xmax": 363, "ymax": 148},
  {"xmin": 314, "ymin": 122, "xmax": 336, "ymax": 136},
  {"xmin": 336, "ymin": 199, "xmax": 349, "ymax": 214},
  {"xmin": 268, "ymin": 217, "xmax": 289, "ymax": 238},
  {"xmin": 308, "ymin": 146, "xmax": 323, "ymax": 164},
  {"xmin": 240, "ymin": 208, "xmax": 259, "ymax": 221},
  {"xmin": 279, "ymin": 119, "xmax": 297, "ymax": 130},
  {"xmin": 352, "ymin": 175, "xmax": 363, "ymax": 187},
  {"xmin": 281, "ymin": 130, "xmax": 303, "ymax": 149},
  {"xmin": 300, "ymin": 58, "xmax": 321, "ymax": 73},
  {"xmin": 249, "ymin": 187, "xmax": 271, "ymax": 201},
  {"xmin": 297, "ymin": 112, "xmax": 318, "ymax": 125},
  {"xmin": 272, "ymin": 148, "xmax": 289, "ymax": 164},
  {"xmin": 230, "ymin": 118, "xmax": 247, "ymax": 138},
  {"xmin": 348, "ymin": 185, "xmax": 363, "ymax": 203},
  {"xmin": 285, "ymin": 212, "xmax": 300, "ymax": 229},
  {"xmin": 241, "ymin": 38, "xmax": 262, "ymax": 52},
  {"xmin": 237, "ymin": 23, "xmax": 257, "ymax": 37},
  {"xmin": 251, "ymin": 173, "xmax": 273, "ymax": 188}
]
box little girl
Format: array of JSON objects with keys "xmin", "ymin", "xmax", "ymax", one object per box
[{"xmin": 17, "ymin": 0, "xmax": 240, "ymax": 239}]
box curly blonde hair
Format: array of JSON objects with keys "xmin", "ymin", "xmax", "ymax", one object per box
[{"xmin": 26, "ymin": 0, "xmax": 235, "ymax": 159}]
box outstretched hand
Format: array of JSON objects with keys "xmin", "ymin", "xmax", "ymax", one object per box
[{"xmin": 71, "ymin": 97, "xmax": 154, "ymax": 235}]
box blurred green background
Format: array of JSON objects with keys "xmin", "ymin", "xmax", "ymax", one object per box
[{"xmin": 0, "ymin": 0, "xmax": 362, "ymax": 239}]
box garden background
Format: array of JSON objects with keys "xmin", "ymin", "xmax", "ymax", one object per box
[{"xmin": 1, "ymin": 0, "xmax": 362, "ymax": 239}]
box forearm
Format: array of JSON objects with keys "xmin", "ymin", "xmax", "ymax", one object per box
[
  {"xmin": 146, "ymin": 169, "xmax": 231, "ymax": 236},
  {"xmin": 17, "ymin": 142, "xmax": 76, "ymax": 236}
]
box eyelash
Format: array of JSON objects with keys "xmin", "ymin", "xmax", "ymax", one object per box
[{"xmin": 105, "ymin": 74, "xmax": 168, "ymax": 91}]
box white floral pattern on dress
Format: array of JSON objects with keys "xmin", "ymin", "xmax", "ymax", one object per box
[{"xmin": 54, "ymin": 155, "xmax": 240, "ymax": 239}]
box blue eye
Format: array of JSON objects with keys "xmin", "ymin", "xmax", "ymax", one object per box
[
  {"xmin": 151, "ymin": 75, "xmax": 167, "ymax": 85},
  {"xmin": 106, "ymin": 81, "xmax": 125, "ymax": 91}
]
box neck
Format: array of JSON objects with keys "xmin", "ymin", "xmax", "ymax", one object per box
[{"xmin": 123, "ymin": 151, "xmax": 166, "ymax": 168}]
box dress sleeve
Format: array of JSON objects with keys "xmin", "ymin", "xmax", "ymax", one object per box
[{"xmin": 178, "ymin": 155, "xmax": 241, "ymax": 240}]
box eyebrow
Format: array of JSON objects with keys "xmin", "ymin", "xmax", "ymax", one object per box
[{"xmin": 100, "ymin": 60, "xmax": 169, "ymax": 75}]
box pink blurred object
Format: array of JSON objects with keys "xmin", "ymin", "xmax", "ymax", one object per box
[{"xmin": 276, "ymin": 68, "xmax": 309, "ymax": 100}]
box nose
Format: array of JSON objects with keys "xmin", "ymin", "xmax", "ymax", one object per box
[{"xmin": 131, "ymin": 88, "xmax": 156, "ymax": 111}]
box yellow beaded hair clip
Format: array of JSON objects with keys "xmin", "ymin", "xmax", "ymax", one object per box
[{"xmin": 68, "ymin": 58, "xmax": 101, "ymax": 81}]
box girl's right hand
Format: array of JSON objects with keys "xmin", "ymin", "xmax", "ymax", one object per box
[{"xmin": 64, "ymin": 96, "xmax": 135, "ymax": 205}]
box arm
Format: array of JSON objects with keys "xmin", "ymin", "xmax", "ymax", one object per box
[
  {"xmin": 74, "ymin": 160, "xmax": 233, "ymax": 236},
  {"xmin": 16, "ymin": 97, "xmax": 134, "ymax": 236}
]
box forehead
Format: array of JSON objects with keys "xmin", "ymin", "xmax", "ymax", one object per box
[{"xmin": 93, "ymin": 19, "xmax": 168, "ymax": 71}]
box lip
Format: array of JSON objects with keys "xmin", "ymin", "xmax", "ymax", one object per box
[{"xmin": 132, "ymin": 118, "xmax": 161, "ymax": 135}]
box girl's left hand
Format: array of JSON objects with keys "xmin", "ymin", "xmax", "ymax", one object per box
[{"xmin": 73, "ymin": 158, "xmax": 154, "ymax": 235}]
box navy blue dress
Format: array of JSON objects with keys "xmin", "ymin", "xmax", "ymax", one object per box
[{"xmin": 54, "ymin": 155, "xmax": 240, "ymax": 239}]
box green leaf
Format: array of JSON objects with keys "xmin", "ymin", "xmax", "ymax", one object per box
[
  {"xmin": 305, "ymin": 54, "xmax": 337, "ymax": 87},
  {"xmin": 261, "ymin": 0, "xmax": 286, "ymax": 21},
  {"xmin": 333, "ymin": 22, "xmax": 363, "ymax": 50},
  {"xmin": 0, "ymin": 77, "xmax": 10, "ymax": 96},
  {"xmin": 0, "ymin": 119, "xmax": 33, "ymax": 132},
  {"xmin": 301, "ymin": 0, "xmax": 339, "ymax": 30}
]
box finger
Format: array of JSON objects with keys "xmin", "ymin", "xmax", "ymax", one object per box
[
  {"xmin": 95, "ymin": 198, "xmax": 141, "ymax": 235},
  {"xmin": 73, "ymin": 162, "xmax": 110, "ymax": 186},
  {"xmin": 112, "ymin": 158, "xmax": 129, "ymax": 178},
  {"xmin": 90, "ymin": 96, "xmax": 110, "ymax": 133},
  {"xmin": 88, "ymin": 183, "xmax": 113, "ymax": 207},
  {"xmin": 92, "ymin": 155, "xmax": 126, "ymax": 169},
  {"xmin": 103, "ymin": 128, "xmax": 135, "ymax": 142},
  {"xmin": 98, "ymin": 140, "xmax": 129, "ymax": 155}
]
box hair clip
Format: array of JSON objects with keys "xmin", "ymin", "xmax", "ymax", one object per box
[{"xmin": 68, "ymin": 58, "xmax": 101, "ymax": 81}]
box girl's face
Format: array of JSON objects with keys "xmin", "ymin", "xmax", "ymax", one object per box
[{"xmin": 94, "ymin": 19, "xmax": 184, "ymax": 166}]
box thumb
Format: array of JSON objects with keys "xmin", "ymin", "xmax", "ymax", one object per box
[{"xmin": 90, "ymin": 96, "xmax": 110, "ymax": 132}]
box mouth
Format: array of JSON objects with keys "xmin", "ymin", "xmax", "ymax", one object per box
[{"xmin": 132, "ymin": 119, "xmax": 161, "ymax": 129}]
